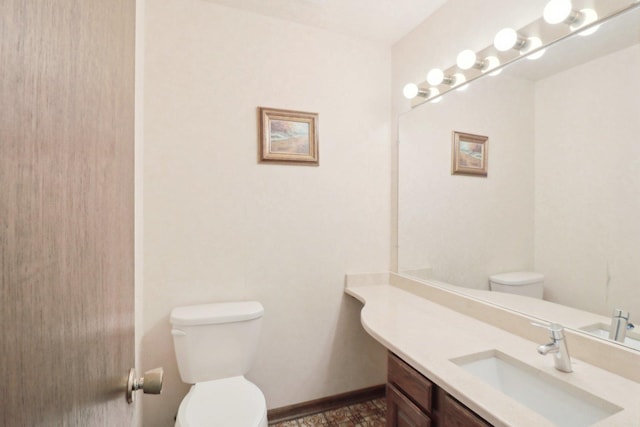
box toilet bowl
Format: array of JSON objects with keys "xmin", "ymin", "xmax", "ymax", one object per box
[
  {"xmin": 170, "ymin": 301, "xmax": 267, "ymax": 427},
  {"xmin": 175, "ymin": 377, "xmax": 267, "ymax": 427},
  {"xmin": 489, "ymin": 272, "xmax": 544, "ymax": 299}
]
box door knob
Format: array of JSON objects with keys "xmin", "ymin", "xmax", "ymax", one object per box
[{"xmin": 126, "ymin": 367, "xmax": 164, "ymax": 403}]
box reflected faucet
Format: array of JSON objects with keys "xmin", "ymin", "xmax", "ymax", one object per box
[
  {"xmin": 536, "ymin": 323, "xmax": 573, "ymax": 373},
  {"xmin": 609, "ymin": 309, "xmax": 635, "ymax": 343}
]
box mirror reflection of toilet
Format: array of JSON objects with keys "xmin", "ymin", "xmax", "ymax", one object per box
[
  {"xmin": 170, "ymin": 301, "xmax": 267, "ymax": 427},
  {"xmin": 489, "ymin": 272, "xmax": 544, "ymax": 299}
]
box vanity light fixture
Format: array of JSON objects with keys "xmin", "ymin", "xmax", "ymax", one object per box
[
  {"xmin": 543, "ymin": 0, "xmax": 599, "ymax": 36},
  {"xmin": 494, "ymin": 28, "xmax": 546, "ymax": 58},
  {"xmin": 402, "ymin": 83, "xmax": 423, "ymax": 99},
  {"xmin": 456, "ymin": 50, "xmax": 502, "ymax": 75},
  {"xmin": 404, "ymin": 1, "xmax": 627, "ymax": 108},
  {"xmin": 543, "ymin": 0, "xmax": 579, "ymax": 24},
  {"xmin": 483, "ymin": 56, "xmax": 502, "ymax": 76},
  {"xmin": 403, "ymin": 83, "xmax": 440, "ymax": 100},
  {"xmin": 572, "ymin": 9, "xmax": 600, "ymax": 36},
  {"xmin": 426, "ymin": 68, "xmax": 457, "ymax": 86},
  {"xmin": 429, "ymin": 87, "xmax": 443, "ymax": 103},
  {"xmin": 524, "ymin": 36, "xmax": 546, "ymax": 60},
  {"xmin": 456, "ymin": 49, "xmax": 481, "ymax": 70},
  {"xmin": 493, "ymin": 28, "xmax": 528, "ymax": 52},
  {"xmin": 453, "ymin": 73, "xmax": 468, "ymax": 91}
]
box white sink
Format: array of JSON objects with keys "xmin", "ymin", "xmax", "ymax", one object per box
[
  {"xmin": 579, "ymin": 323, "xmax": 640, "ymax": 351},
  {"xmin": 452, "ymin": 350, "xmax": 622, "ymax": 426}
]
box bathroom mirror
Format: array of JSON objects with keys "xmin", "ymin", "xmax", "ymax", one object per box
[{"xmin": 397, "ymin": 4, "xmax": 640, "ymax": 350}]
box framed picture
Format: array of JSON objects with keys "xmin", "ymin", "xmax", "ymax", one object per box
[
  {"xmin": 451, "ymin": 131, "xmax": 488, "ymax": 177},
  {"xmin": 258, "ymin": 107, "xmax": 319, "ymax": 165}
]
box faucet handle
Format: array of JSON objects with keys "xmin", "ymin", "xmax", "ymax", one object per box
[{"xmin": 548, "ymin": 323, "xmax": 566, "ymax": 340}]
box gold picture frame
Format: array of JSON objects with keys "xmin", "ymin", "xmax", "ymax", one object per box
[
  {"xmin": 452, "ymin": 131, "xmax": 488, "ymax": 177},
  {"xmin": 258, "ymin": 107, "xmax": 319, "ymax": 165}
]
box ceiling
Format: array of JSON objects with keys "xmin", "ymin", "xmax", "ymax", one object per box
[{"xmin": 203, "ymin": 0, "xmax": 448, "ymax": 45}]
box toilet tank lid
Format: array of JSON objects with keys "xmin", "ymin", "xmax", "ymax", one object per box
[
  {"xmin": 170, "ymin": 301, "xmax": 264, "ymax": 326},
  {"xmin": 489, "ymin": 272, "xmax": 544, "ymax": 286}
]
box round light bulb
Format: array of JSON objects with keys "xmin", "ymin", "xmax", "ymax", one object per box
[
  {"xmin": 456, "ymin": 49, "xmax": 477, "ymax": 70},
  {"xmin": 572, "ymin": 9, "xmax": 599, "ymax": 36},
  {"xmin": 494, "ymin": 28, "xmax": 518, "ymax": 51},
  {"xmin": 525, "ymin": 37, "xmax": 546, "ymax": 60},
  {"xmin": 426, "ymin": 68, "xmax": 445, "ymax": 86},
  {"xmin": 403, "ymin": 83, "xmax": 419, "ymax": 99},
  {"xmin": 543, "ymin": 0, "xmax": 572, "ymax": 24},
  {"xmin": 454, "ymin": 73, "xmax": 468, "ymax": 91},
  {"xmin": 483, "ymin": 56, "xmax": 502, "ymax": 76},
  {"xmin": 429, "ymin": 87, "xmax": 442, "ymax": 103}
]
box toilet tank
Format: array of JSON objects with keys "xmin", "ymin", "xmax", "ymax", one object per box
[
  {"xmin": 489, "ymin": 272, "xmax": 544, "ymax": 299},
  {"xmin": 170, "ymin": 301, "xmax": 264, "ymax": 384}
]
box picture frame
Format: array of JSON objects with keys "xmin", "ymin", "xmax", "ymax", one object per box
[
  {"xmin": 451, "ymin": 131, "xmax": 488, "ymax": 177},
  {"xmin": 258, "ymin": 107, "xmax": 319, "ymax": 165}
]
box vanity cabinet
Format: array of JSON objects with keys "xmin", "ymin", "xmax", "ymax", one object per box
[{"xmin": 387, "ymin": 352, "xmax": 491, "ymax": 427}]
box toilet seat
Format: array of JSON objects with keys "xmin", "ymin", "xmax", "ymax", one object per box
[{"xmin": 175, "ymin": 376, "xmax": 267, "ymax": 427}]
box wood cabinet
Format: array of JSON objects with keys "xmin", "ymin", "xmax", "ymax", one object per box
[{"xmin": 387, "ymin": 352, "xmax": 492, "ymax": 427}]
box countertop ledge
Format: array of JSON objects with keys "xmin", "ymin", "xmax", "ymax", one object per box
[{"xmin": 345, "ymin": 282, "xmax": 640, "ymax": 427}]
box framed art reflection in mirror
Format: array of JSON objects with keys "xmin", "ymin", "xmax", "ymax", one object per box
[{"xmin": 452, "ymin": 131, "xmax": 488, "ymax": 177}]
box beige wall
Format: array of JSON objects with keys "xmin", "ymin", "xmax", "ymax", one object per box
[
  {"xmin": 142, "ymin": 1, "xmax": 390, "ymax": 425},
  {"xmin": 534, "ymin": 44, "xmax": 640, "ymax": 316}
]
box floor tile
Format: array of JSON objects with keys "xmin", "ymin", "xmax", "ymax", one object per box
[
  {"xmin": 348, "ymin": 401, "xmax": 381, "ymax": 418},
  {"xmin": 297, "ymin": 413, "xmax": 329, "ymax": 426},
  {"xmin": 270, "ymin": 421, "xmax": 300, "ymax": 427},
  {"xmin": 269, "ymin": 398, "xmax": 385, "ymax": 427}
]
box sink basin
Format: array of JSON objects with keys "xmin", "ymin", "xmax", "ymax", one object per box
[
  {"xmin": 452, "ymin": 351, "xmax": 622, "ymax": 426},
  {"xmin": 579, "ymin": 323, "xmax": 640, "ymax": 351}
]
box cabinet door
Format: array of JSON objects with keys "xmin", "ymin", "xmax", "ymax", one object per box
[
  {"xmin": 388, "ymin": 352, "xmax": 433, "ymax": 413},
  {"xmin": 387, "ymin": 384, "xmax": 431, "ymax": 427},
  {"xmin": 442, "ymin": 394, "xmax": 492, "ymax": 427}
]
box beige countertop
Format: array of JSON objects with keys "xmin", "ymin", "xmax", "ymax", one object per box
[{"xmin": 345, "ymin": 281, "xmax": 640, "ymax": 426}]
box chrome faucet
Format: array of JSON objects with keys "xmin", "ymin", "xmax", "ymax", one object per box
[
  {"xmin": 536, "ymin": 323, "xmax": 572, "ymax": 373},
  {"xmin": 608, "ymin": 308, "xmax": 634, "ymax": 343}
]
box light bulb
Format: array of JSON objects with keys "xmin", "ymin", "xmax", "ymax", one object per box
[
  {"xmin": 524, "ymin": 37, "xmax": 546, "ymax": 60},
  {"xmin": 494, "ymin": 28, "xmax": 518, "ymax": 51},
  {"xmin": 427, "ymin": 68, "xmax": 445, "ymax": 86},
  {"xmin": 429, "ymin": 87, "xmax": 442, "ymax": 103},
  {"xmin": 572, "ymin": 9, "xmax": 599, "ymax": 36},
  {"xmin": 456, "ymin": 50, "xmax": 477, "ymax": 70},
  {"xmin": 403, "ymin": 83, "xmax": 419, "ymax": 99},
  {"xmin": 483, "ymin": 56, "xmax": 501, "ymax": 76},
  {"xmin": 543, "ymin": 0, "xmax": 572, "ymax": 24},
  {"xmin": 454, "ymin": 73, "xmax": 468, "ymax": 91}
]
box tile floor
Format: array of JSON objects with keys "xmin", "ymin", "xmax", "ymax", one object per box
[{"xmin": 269, "ymin": 398, "xmax": 386, "ymax": 427}]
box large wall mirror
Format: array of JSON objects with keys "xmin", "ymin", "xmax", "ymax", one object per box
[{"xmin": 398, "ymin": 4, "xmax": 640, "ymax": 351}]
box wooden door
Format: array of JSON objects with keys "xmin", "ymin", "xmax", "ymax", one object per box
[{"xmin": 1, "ymin": 0, "xmax": 136, "ymax": 425}]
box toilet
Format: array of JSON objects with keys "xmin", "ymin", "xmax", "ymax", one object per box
[
  {"xmin": 170, "ymin": 301, "xmax": 268, "ymax": 427},
  {"xmin": 489, "ymin": 272, "xmax": 544, "ymax": 299}
]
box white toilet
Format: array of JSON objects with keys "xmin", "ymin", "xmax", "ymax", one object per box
[
  {"xmin": 489, "ymin": 272, "xmax": 544, "ymax": 299},
  {"xmin": 170, "ymin": 301, "xmax": 268, "ymax": 427}
]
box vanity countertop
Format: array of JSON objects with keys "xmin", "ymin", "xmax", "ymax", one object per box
[{"xmin": 345, "ymin": 281, "xmax": 640, "ymax": 426}]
